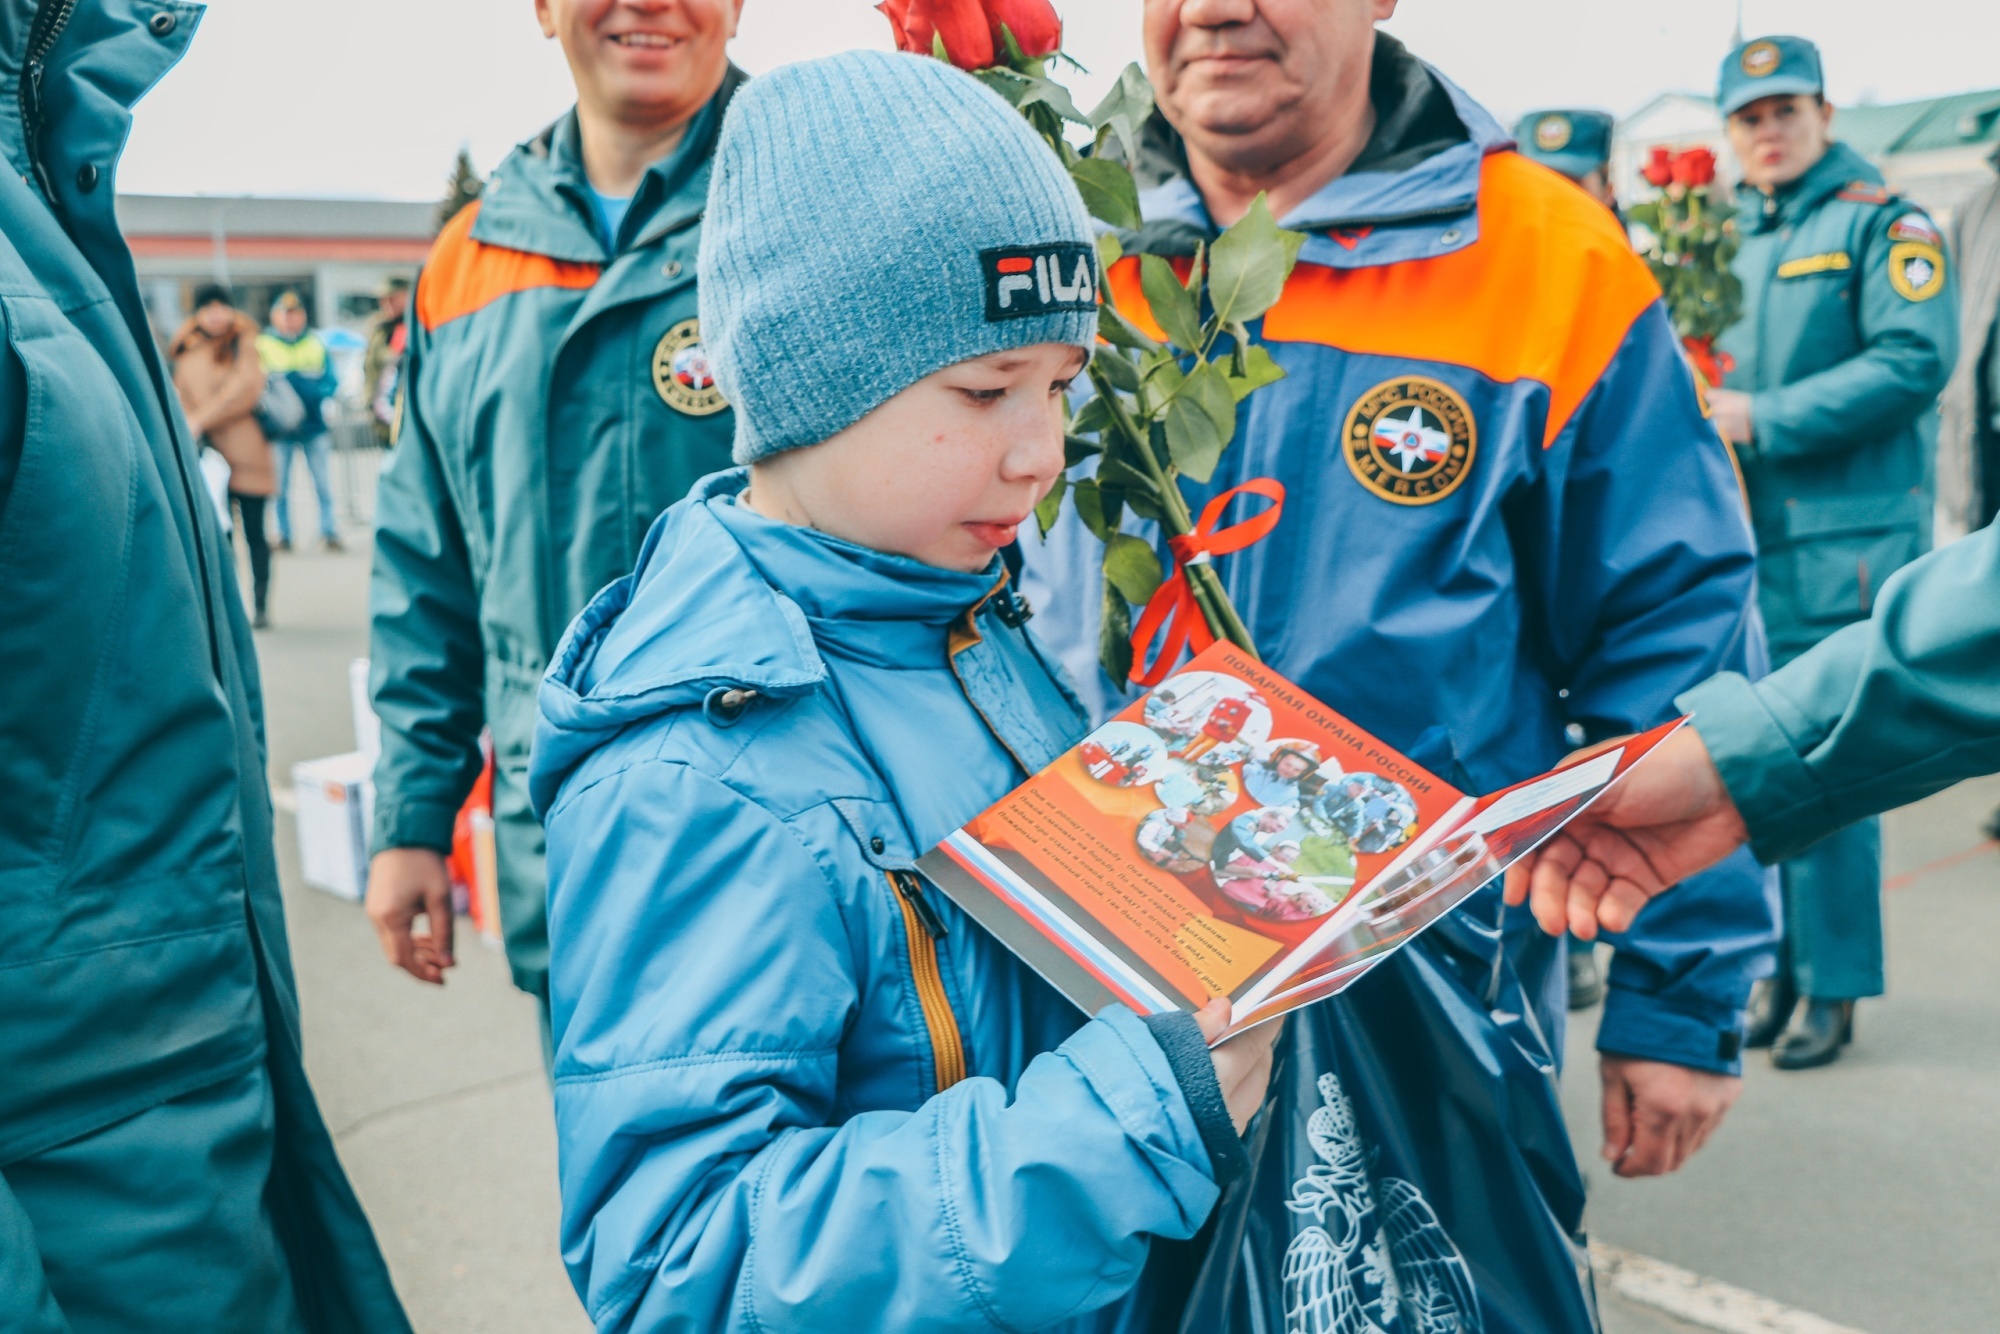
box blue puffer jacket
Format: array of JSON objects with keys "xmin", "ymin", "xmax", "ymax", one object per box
[{"xmin": 530, "ymin": 470, "xmax": 1226, "ymax": 1333}]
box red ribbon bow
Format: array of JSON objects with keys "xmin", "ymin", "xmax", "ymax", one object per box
[{"xmin": 1128, "ymin": 479, "xmax": 1285, "ymax": 687}]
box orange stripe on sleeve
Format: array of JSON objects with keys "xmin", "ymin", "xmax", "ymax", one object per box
[
  {"xmin": 1113, "ymin": 154, "xmax": 1664, "ymax": 448},
  {"xmin": 415, "ymin": 202, "xmax": 602, "ymax": 332}
]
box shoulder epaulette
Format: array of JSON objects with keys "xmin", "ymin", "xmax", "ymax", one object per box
[{"xmin": 1836, "ymin": 182, "xmax": 1892, "ymax": 205}]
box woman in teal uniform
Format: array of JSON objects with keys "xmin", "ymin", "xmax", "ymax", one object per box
[{"xmin": 1706, "ymin": 35, "xmax": 1958, "ymax": 1069}]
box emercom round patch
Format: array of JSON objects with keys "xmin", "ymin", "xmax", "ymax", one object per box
[
  {"xmin": 1887, "ymin": 241, "xmax": 1946, "ymax": 302},
  {"xmin": 1343, "ymin": 376, "xmax": 1477, "ymax": 506},
  {"xmin": 1533, "ymin": 115, "xmax": 1572, "ymax": 152},
  {"xmin": 652, "ymin": 318, "xmax": 729, "ymax": 416},
  {"xmin": 1741, "ymin": 41, "xmax": 1780, "ymax": 77}
]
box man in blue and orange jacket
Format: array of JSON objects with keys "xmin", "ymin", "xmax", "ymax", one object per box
[
  {"xmin": 1022, "ymin": 1, "xmax": 1780, "ymax": 1182},
  {"xmin": 365, "ymin": 2, "xmax": 743, "ymax": 1043}
]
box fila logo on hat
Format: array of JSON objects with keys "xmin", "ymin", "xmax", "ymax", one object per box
[{"xmin": 982, "ymin": 244, "xmax": 1098, "ymax": 322}]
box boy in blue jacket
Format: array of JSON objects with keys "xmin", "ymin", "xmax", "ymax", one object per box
[{"xmin": 529, "ymin": 52, "xmax": 1274, "ymax": 1333}]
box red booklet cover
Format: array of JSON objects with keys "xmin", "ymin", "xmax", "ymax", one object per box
[{"xmin": 919, "ymin": 642, "xmax": 1680, "ymax": 1040}]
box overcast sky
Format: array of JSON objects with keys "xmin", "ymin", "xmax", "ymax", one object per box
[{"xmin": 119, "ymin": 0, "xmax": 2000, "ymax": 201}]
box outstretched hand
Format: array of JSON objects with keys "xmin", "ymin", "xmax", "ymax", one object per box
[
  {"xmin": 1194, "ymin": 998, "xmax": 1279, "ymax": 1134},
  {"xmin": 1502, "ymin": 726, "xmax": 1751, "ymax": 939}
]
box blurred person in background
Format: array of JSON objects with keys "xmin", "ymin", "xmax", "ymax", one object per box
[
  {"xmin": 1708, "ymin": 35, "xmax": 1957, "ymax": 1069},
  {"xmin": 0, "ymin": 0, "xmax": 407, "ymax": 1328},
  {"xmin": 1515, "ymin": 107, "xmax": 1619, "ymax": 213},
  {"xmin": 257, "ymin": 290, "xmax": 343, "ymax": 552},
  {"xmin": 173, "ymin": 283, "xmax": 278, "ymax": 628},
  {"xmin": 362, "ymin": 275, "xmax": 410, "ymax": 447},
  {"xmin": 366, "ymin": 0, "xmax": 744, "ymax": 1057}
]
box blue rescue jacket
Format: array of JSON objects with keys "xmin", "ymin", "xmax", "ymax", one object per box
[
  {"xmin": 531, "ymin": 471, "xmax": 1227, "ymax": 1333},
  {"xmin": 1022, "ymin": 45, "xmax": 1779, "ymax": 1074}
]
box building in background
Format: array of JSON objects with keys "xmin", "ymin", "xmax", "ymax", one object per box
[
  {"xmin": 118, "ymin": 194, "xmax": 433, "ymax": 342},
  {"xmin": 1609, "ymin": 87, "xmax": 2000, "ymax": 226}
]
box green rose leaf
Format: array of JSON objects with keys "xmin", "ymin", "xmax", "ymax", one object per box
[
  {"xmin": 1088, "ymin": 63, "xmax": 1156, "ymax": 168},
  {"xmin": 1072, "ymin": 477, "xmax": 1114, "ymax": 540},
  {"xmin": 1097, "ymin": 304, "xmax": 1160, "ymax": 352},
  {"xmin": 1208, "ymin": 193, "xmax": 1306, "ymax": 326},
  {"xmin": 1092, "ymin": 347, "xmax": 1140, "ymax": 394},
  {"xmin": 1224, "ymin": 345, "xmax": 1286, "ymax": 402},
  {"xmin": 1162, "ymin": 361, "xmax": 1236, "ymax": 482},
  {"xmin": 1064, "ymin": 433, "xmax": 1102, "ymax": 467},
  {"xmin": 1099, "ymin": 576, "xmax": 1135, "ymax": 685},
  {"xmin": 1097, "ymin": 232, "xmax": 1125, "ymax": 272},
  {"xmin": 1069, "ymin": 396, "xmax": 1114, "ymax": 437},
  {"xmin": 1070, "ymin": 158, "xmax": 1142, "ymax": 231},
  {"xmin": 1034, "ymin": 472, "xmax": 1068, "ymax": 537},
  {"xmin": 1103, "ymin": 532, "xmax": 1165, "ymax": 606},
  {"xmin": 1137, "ymin": 349, "xmax": 1184, "ymax": 417},
  {"xmin": 1139, "ymin": 253, "xmax": 1202, "ymax": 352}
]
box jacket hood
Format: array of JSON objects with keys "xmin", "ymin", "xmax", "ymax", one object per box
[
  {"xmin": 1122, "ymin": 33, "xmax": 1509, "ymax": 272},
  {"xmin": 473, "ymin": 64, "xmax": 745, "ymax": 264},
  {"xmin": 530, "ymin": 468, "xmax": 1002, "ymax": 816}
]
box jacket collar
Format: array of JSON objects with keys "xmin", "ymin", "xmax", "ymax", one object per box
[
  {"xmin": 532, "ymin": 469, "xmax": 1003, "ymax": 811},
  {"xmin": 1126, "ymin": 35, "xmax": 1510, "ymax": 271},
  {"xmin": 472, "ymin": 64, "xmax": 744, "ymax": 264},
  {"xmin": 1739, "ymin": 140, "xmax": 1881, "ymax": 232}
]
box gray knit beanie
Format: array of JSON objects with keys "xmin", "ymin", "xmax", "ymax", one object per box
[{"xmin": 699, "ymin": 50, "xmax": 1100, "ymax": 464}]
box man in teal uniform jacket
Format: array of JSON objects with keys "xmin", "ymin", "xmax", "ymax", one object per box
[
  {"xmin": 0, "ymin": 1, "xmax": 407, "ymax": 1329},
  {"xmin": 1706, "ymin": 34, "xmax": 1957, "ymax": 1069},
  {"xmin": 1510, "ymin": 517, "xmax": 2000, "ymax": 956},
  {"xmin": 365, "ymin": 0, "xmax": 744, "ymax": 1038}
]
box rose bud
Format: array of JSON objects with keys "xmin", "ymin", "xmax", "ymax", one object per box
[
  {"xmin": 984, "ymin": 0, "xmax": 1063, "ymax": 59},
  {"xmin": 1641, "ymin": 145, "xmax": 1674, "ymax": 188},
  {"xmin": 876, "ymin": 0, "xmax": 996, "ymax": 70}
]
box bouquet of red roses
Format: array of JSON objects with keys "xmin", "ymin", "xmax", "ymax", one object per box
[
  {"xmin": 1626, "ymin": 146, "xmax": 1742, "ymax": 387},
  {"xmin": 880, "ymin": 0, "xmax": 1304, "ymax": 684}
]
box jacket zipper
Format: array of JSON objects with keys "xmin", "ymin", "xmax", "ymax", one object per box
[
  {"xmin": 19, "ymin": 0, "xmax": 79, "ymax": 206},
  {"xmin": 889, "ymin": 871, "xmax": 965, "ymax": 1093}
]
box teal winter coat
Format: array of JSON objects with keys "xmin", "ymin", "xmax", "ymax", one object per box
[
  {"xmin": 1718, "ymin": 141, "xmax": 1958, "ymax": 663},
  {"xmin": 0, "ymin": 0, "xmax": 405, "ymax": 1328},
  {"xmin": 530, "ymin": 472, "xmax": 1233, "ymax": 1333},
  {"xmin": 369, "ymin": 76, "xmax": 741, "ymax": 991}
]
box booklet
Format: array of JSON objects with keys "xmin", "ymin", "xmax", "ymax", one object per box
[{"xmin": 918, "ymin": 642, "xmax": 1682, "ymax": 1041}]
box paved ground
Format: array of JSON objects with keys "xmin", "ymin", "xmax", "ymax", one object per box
[{"xmin": 251, "ymin": 504, "xmax": 1996, "ymax": 1333}]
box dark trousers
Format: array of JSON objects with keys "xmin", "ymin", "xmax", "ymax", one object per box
[{"xmin": 229, "ymin": 491, "xmax": 271, "ymax": 616}]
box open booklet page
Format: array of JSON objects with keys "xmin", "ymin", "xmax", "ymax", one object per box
[{"xmin": 918, "ymin": 642, "xmax": 1683, "ymax": 1041}]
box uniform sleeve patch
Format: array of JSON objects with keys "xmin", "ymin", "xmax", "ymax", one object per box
[
  {"xmin": 1887, "ymin": 240, "xmax": 1947, "ymax": 301},
  {"xmin": 1775, "ymin": 251, "xmax": 1851, "ymax": 279},
  {"xmin": 1887, "ymin": 212, "xmax": 1941, "ymax": 245}
]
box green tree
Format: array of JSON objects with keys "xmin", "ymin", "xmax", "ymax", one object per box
[{"xmin": 436, "ymin": 147, "xmax": 484, "ymax": 232}]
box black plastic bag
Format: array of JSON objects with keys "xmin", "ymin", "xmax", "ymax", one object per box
[{"xmin": 1172, "ymin": 906, "xmax": 1598, "ymax": 1334}]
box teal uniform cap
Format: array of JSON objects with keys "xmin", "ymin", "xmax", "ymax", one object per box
[
  {"xmin": 1513, "ymin": 109, "xmax": 1614, "ymax": 181},
  {"xmin": 1719, "ymin": 35, "xmax": 1823, "ymax": 116}
]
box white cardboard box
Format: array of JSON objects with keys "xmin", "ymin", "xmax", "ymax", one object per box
[{"xmin": 293, "ymin": 751, "xmax": 376, "ymax": 901}]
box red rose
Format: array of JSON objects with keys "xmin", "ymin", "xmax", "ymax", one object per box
[
  {"xmin": 1641, "ymin": 145, "xmax": 1674, "ymax": 188},
  {"xmin": 1672, "ymin": 147, "xmax": 1717, "ymax": 187},
  {"xmin": 877, "ymin": 0, "xmax": 996, "ymax": 71},
  {"xmin": 984, "ymin": 0, "xmax": 1062, "ymax": 59}
]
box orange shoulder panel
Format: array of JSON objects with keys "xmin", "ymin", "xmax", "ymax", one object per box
[
  {"xmin": 1110, "ymin": 155, "xmax": 1662, "ymax": 448},
  {"xmin": 415, "ymin": 202, "xmax": 601, "ymax": 332}
]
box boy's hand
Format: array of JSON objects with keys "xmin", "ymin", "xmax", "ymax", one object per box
[
  {"xmin": 366, "ymin": 846, "xmax": 457, "ymax": 984},
  {"xmin": 1194, "ymin": 998, "xmax": 1279, "ymax": 1134}
]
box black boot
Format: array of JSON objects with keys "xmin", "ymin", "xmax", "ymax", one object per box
[
  {"xmin": 1771, "ymin": 999, "xmax": 1854, "ymax": 1070},
  {"xmin": 1744, "ymin": 974, "xmax": 1795, "ymax": 1049},
  {"xmin": 1566, "ymin": 943, "xmax": 1604, "ymax": 1010}
]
